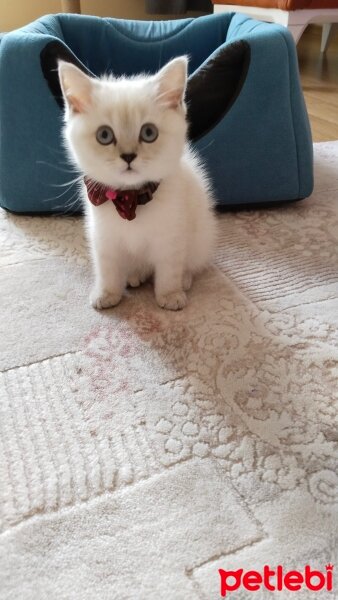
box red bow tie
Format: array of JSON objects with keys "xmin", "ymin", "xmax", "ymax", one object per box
[{"xmin": 84, "ymin": 177, "xmax": 159, "ymax": 221}]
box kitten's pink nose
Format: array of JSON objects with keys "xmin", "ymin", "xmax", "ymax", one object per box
[{"xmin": 120, "ymin": 153, "xmax": 137, "ymax": 165}]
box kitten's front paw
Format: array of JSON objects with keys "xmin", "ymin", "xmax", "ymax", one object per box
[
  {"xmin": 90, "ymin": 290, "xmax": 122, "ymax": 310},
  {"xmin": 156, "ymin": 290, "xmax": 187, "ymax": 311}
]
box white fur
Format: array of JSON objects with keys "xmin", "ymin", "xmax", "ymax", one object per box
[{"xmin": 58, "ymin": 58, "xmax": 217, "ymax": 310}]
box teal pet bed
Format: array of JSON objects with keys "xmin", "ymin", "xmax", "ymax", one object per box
[{"xmin": 0, "ymin": 12, "xmax": 313, "ymax": 213}]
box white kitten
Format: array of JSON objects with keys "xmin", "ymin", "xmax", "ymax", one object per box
[{"xmin": 58, "ymin": 57, "xmax": 217, "ymax": 310}]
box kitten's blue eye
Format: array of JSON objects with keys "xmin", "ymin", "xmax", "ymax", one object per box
[
  {"xmin": 96, "ymin": 126, "xmax": 115, "ymax": 145},
  {"xmin": 140, "ymin": 123, "xmax": 158, "ymax": 143}
]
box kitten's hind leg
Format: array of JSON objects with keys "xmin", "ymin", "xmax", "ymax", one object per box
[{"xmin": 127, "ymin": 268, "xmax": 150, "ymax": 288}]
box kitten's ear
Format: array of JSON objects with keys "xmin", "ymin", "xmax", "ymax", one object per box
[
  {"xmin": 155, "ymin": 56, "xmax": 188, "ymax": 109},
  {"xmin": 58, "ymin": 60, "xmax": 93, "ymax": 114}
]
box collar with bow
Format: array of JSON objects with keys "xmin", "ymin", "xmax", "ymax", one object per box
[{"xmin": 84, "ymin": 177, "xmax": 159, "ymax": 221}]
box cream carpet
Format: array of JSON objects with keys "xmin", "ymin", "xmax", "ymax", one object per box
[{"xmin": 0, "ymin": 142, "xmax": 337, "ymax": 599}]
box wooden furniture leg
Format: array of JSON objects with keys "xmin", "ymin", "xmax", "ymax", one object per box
[{"xmin": 321, "ymin": 23, "xmax": 338, "ymax": 52}]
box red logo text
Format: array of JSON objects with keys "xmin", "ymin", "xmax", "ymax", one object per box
[{"xmin": 219, "ymin": 565, "xmax": 334, "ymax": 596}]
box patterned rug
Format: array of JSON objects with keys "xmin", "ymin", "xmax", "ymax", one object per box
[{"xmin": 0, "ymin": 142, "xmax": 337, "ymax": 599}]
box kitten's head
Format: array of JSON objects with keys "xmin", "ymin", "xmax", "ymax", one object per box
[{"xmin": 58, "ymin": 57, "xmax": 188, "ymax": 189}]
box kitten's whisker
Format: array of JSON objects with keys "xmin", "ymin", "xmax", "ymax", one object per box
[
  {"xmin": 57, "ymin": 179, "xmax": 81, "ymax": 196},
  {"xmin": 36, "ymin": 144, "xmax": 71, "ymax": 166},
  {"xmin": 48, "ymin": 175, "xmax": 83, "ymax": 188},
  {"xmin": 36, "ymin": 140, "xmax": 66, "ymax": 155},
  {"xmin": 62, "ymin": 191, "xmax": 85, "ymax": 214},
  {"xmin": 36, "ymin": 160, "xmax": 79, "ymax": 175},
  {"xmin": 41, "ymin": 179, "xmax": 82, "ymax": 203},
  {"xmin": 86, "ymin": 180, "xmax": 105, "ymax": 195},
  {"xmin": 41, "ymin": 188, "xmax": 82, "ymax": 214},
  {"xmin": 195, "ymin": 139, "xmax": 215, "ymax": 153}
]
